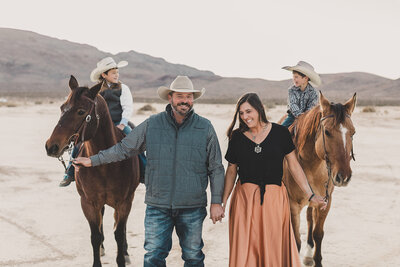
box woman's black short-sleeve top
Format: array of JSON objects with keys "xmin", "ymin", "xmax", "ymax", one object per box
[{"xmin": 225, "ymin": 123, "xmax": 295, "ymax": 188}]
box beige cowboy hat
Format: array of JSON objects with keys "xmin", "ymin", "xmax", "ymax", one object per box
[
  {"xmin": 282, "ymin": 61, "xmax": 322, "ymax": 87},
  {"xmin": 90, "ymin": 57, "xmax": 128, "ymax": 82},
  {"xmin": 158, "ymin": 75, "xmax": 205, "ymax": 101}
]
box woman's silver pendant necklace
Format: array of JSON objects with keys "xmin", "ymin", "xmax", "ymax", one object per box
[
  {"xmin": 254, "ymin": 144, "xmax": 262, "ymax": 153},
  {"xmin": 251, "ymin": 124, "xmax": 267, "ymax": 154}
]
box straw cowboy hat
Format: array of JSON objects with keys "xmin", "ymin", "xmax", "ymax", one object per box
[
  {"xmin": 90, "ymin": 57, "xmax": 128, "ymax": 82},
  {"xmin": 282, "ymin": 61, "xmax": 322, "ymax": 87},
  {"xmin": 158, "ymin": 76, "xmax": 205, "ymax": 101}
]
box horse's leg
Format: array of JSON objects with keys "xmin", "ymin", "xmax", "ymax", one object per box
[
  {"xmin": 81, "ymin": 198, "xmax": 104, "ymax": 267},
  {"xmin": 290, "ymin": 202, "xmax": 302, "ymax": 252},
  {"xmin": 124, "ymin": 227, "xmax": 129, "ymax": 258},
  {"xmin": 100, "ymin": 206, "xmax": 105, "ymax": 256},
  {"xmin": 303, "ymin": 206, "xmax": 315, "ymax": 266},
  {"xmin": 312, "ymin": 199, "xmax": 332, "ymax": 267},
  {"xmin": 114, "ymin": 201, "xmax": 133, "ymax": 267}
]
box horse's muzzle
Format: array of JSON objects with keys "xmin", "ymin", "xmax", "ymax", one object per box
[
  {"xmin": 45, "ymin": 142, "xmax": 62, "ymax": 157},
  {"xmin": 334, "ymin": 172, "xmax": 352, "ymax": 187}
]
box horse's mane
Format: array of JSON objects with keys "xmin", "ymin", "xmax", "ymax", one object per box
[
  {"xmin": 63, "ymin": 86, "xmax": 110, "ymax": 125},
  {"xmin": 64, "ymin": 86, "xmax": 89, "ymax": 105},
  {"xmin": 290, "ymin": 103, "xmax": 347, "ymax": 154},
  {"xmin": 72, "ymin": 87, "xmax": 89, "ymax": 102}
]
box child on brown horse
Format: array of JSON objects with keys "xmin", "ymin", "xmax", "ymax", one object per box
[
  {"xmin": 60, "ymin": 57, "xmax": 146, "ymax": 186},
  {"xmin": 281, "ymin": 61, "xmax": 322, "ymax": 127}
]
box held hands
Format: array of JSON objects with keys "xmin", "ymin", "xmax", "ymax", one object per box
[
  {"xmin": 309, "ymin": 194, "xmax": 328, "ymax": 210},
  {"xmin": 210, "ymin": 203, "xmax": 225, "ymax": 224},
  {"xmin": 73, "ymin": 157, "xmax": 92, "ymax": 168}
]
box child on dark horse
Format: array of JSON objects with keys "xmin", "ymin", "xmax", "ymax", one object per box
[
  {"xmin": 60, "ymin": 57, "xmax": 146, "ymax": 186},
  {"xmin": 281, "ymin": 61, "xmax": 322, "ymax": 128}
]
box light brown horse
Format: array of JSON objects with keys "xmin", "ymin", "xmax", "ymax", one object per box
[
  {"xmin": 282, "ymin": 92, "xmax": 356, "ymax": 267},
  {"xmin": 45, "ymin": 76, "xmax": 140, "ymax": 267}
]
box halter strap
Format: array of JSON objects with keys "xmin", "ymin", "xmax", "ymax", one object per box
[
  {"xmin": 318, "ymin": 113, "xmax": 354, "ymax": 202},
  {"xmin": 72, "ymin": 96, "xmax": 100, "ymax": 156}
]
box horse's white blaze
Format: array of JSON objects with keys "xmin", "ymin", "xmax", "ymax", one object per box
[
  {"xmin": 61, "ymin": 105, "xmax": 72, "ymax": 116},
  {"xmin": 306, "ymin": 243, "xmax": 314, "ymax": 258},
  {"xmin": 340, "ymin": 124, "xmax": 348, "ymax": 151}
]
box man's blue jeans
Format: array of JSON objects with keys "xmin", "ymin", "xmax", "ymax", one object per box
[
  {"xmin": 122, "ymin": 124, "xmax": 132, "ymax": 135},
  {"xmin": 144, "ymin": 205, "xmax": 207, "ymax": 267}
]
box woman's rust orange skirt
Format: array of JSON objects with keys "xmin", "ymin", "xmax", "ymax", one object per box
[{"xmin": 228, "ymin": 182, "xmax": 301, "ymax": 267}]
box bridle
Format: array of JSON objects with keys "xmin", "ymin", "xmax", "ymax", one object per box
[
  {"xmin": 58, "ymin": 96, "xmax": 100, "ymax": 170},
  {"xmin": 73, "ymin": 96, "xmax": 100, "ymax": 145},
  {"xmin": 318, "ymin": 114, "xmax": 355, "ymax": 202}
]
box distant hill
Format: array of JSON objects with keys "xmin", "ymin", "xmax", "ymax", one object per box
[{"xmin": 0, "ymin": 28, "xmax": 398, "ymax": 105}]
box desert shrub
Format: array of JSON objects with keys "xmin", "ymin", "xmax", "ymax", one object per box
[
  {"xmin": 362, "ymin": 106, "xmax": 376, "ymax": 113},
  {"xmin": 264, "ymin": 101, "xmax": 276, "ymax": 109},
  {"xmin": 137, "ymin": 104, "xmax": 157, "ymax": 114},
  {"xmin": 0, "ymin": 101, "xmax": 17, "ymax": 107}
]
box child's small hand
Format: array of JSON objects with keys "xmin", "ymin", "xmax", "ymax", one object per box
[{"xmin": 116, "ymin": 124, "xmax": 125, "ymax": 131}]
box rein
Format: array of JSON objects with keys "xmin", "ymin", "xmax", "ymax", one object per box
[
  {"xmin": 58, "ymin": 142, "xmax": 74, "ymax": 171},
  {"xmin": 57, "ymin": 96, "xmax": 100, "ymax": 169},
  {"xmin": 318, "ymin": 113, "xmax": 355, "ymax": 202}
]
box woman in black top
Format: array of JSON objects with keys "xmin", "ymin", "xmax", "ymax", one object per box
[{"xmin": 222, "ymin": 93, "xmax": 326, "ymax": 267}]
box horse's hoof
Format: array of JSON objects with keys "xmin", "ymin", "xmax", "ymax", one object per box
[
  {"xmin": 303, "ymin": 256, "xmax": 314, "ymax": 266},
  {"xmin": 124, "ymin": 255, "xmax": 131, "ymax": 265},
  {"xmin": 100, "ymin": 246, "xmax": 105, "ymax": 256}
]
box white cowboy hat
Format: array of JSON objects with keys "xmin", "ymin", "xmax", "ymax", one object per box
[
  {"xmin": 90, "ymin": 57, "xmax": 128, "ymax": 82},
  {"xmin": 157, "ymin": 76, "xmax": 205, "ymax": 101},
  {"xmin": 282, "ymin": 61, "xmax": 322, "ymax": 87}
]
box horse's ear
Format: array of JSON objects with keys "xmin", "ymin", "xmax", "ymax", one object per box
[
  {"xmin": 344, "ymin": 93, "xmax": 357, "ymax": 116},
  {"xmin": 88, "ymin": 83, "xmax": 102, "ymax": 99},
  {"xmin": 69, "ymin": 75, "xmax": 79, "ymax": 90},
  {"xmin": 319, "ymin": 91, "xmax": 331, "ymax": 114}
]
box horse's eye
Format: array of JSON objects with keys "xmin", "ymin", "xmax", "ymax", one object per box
[
  {"xmin": 77, "ymin": 110, "xmax": 86, "ymax": 116},
  {"xmin": 324, "ymin": 130, "xmax": 331, "ymax": 137}
]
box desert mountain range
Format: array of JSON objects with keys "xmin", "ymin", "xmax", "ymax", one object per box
[{"xmin": 0, "ymin": 28, "xmax": 398, "ymax": 105}]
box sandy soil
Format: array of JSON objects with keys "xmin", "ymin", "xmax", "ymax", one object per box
[{"xmin": 0, "ymin": 101, "xmax": 399, "ymax": 267}]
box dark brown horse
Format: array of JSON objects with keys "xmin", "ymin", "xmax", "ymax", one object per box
[
  {"xmin": 282, "ymin": 92, "xmax": 356, "ymax": 267},
  {"xmin": 45, "ymin": 76, "xmax": 140, "ymax": 267}
]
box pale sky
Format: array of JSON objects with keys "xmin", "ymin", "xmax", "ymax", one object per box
[{"xmin": 2, "ymin": 0, "xmax": 400, "ymax": 80}]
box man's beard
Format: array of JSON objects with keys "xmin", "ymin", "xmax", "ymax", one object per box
[{"xmin": 171, "ymin": 101, "xmax": 193, "ymax": 116}]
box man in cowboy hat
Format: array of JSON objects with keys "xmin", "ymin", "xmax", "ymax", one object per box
[
  {"xmin": 73, "ymin": 75, "xmax": 225, "ymax": 267},
  {"xmin": 281, "ymin": 61, "xmax": 322, "ymax": 127}
]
